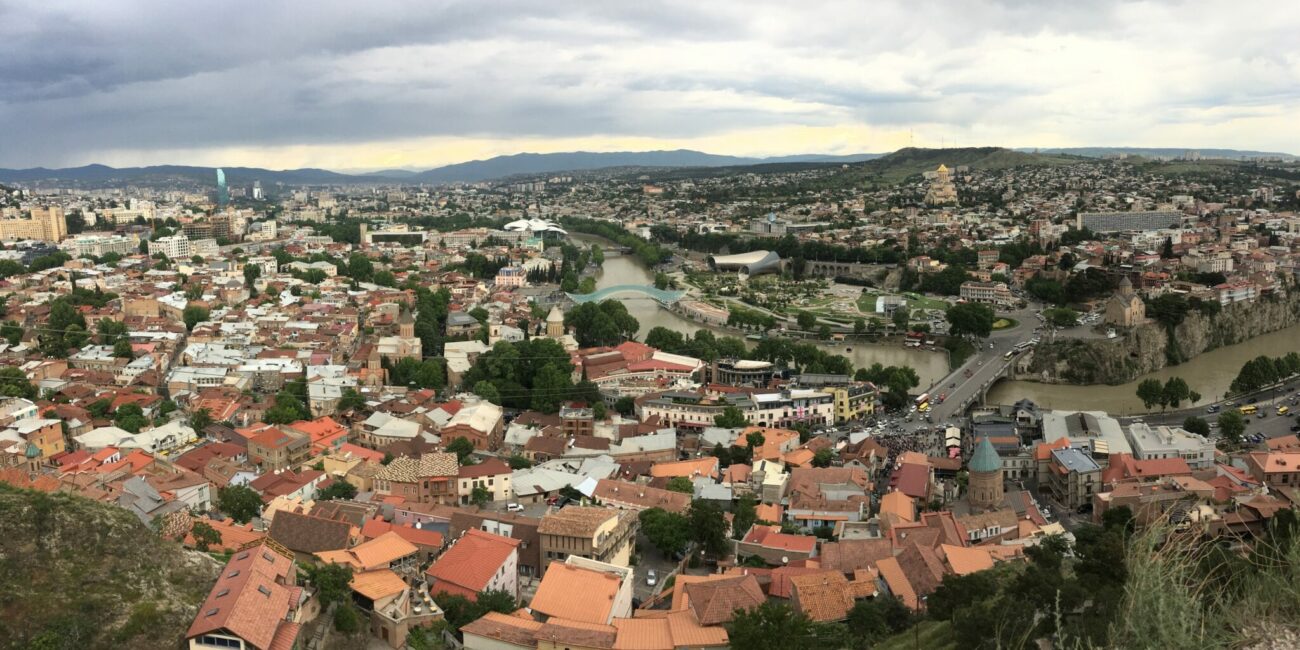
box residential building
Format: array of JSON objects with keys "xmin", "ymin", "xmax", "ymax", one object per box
[
  {"xmin": 457, "ymin": 457, "xmax": 513, "ymax": 504},
  {"xmin": 425, "ymin": 528, "xmax": 521, "ymax": 600},
  {"xmin": 374, "ymin": 453, "xmax": 460, "ymax": 504},
  {"xmin": 185, "ymin": 541, "xmax": 304, "ymax": 650},
  {"xmin": 537, "ymin": 506, "xmax": 637, "ymax": 576}
]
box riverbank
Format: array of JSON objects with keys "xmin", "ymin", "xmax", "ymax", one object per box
[{"xmin": 570, "ymin": 232, "xmax": 951, "ymax": 385}]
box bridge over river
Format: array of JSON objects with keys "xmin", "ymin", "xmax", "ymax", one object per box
[{"xmin": 568, "ymin": 284, "xmax": 686, "ymax": 305}]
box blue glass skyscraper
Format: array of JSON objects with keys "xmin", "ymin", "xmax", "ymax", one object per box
[{"xmin": 216, "ymin": 168, "xmax": 228, "ymax": 207}]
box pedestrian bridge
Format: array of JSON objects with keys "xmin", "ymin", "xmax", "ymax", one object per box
[{"xmin": 568, "ymin": 284, "xmax": 686, "ymax": 304}]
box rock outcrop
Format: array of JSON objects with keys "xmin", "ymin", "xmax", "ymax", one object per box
[
  {"xmin": 1024, "ymin": 293, "xmax": 1300, "ymax": 385},
  {"xmin": 0, "ymin": 484, "xmax": 219, "ymax": 648}
]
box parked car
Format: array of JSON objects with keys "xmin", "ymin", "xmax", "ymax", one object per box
[
  {"xmin": 646, "ymin": 569, "xmax": 658, "ymax": 586},
  {"xmin": 506, "ymin": 503, "xmax": 524, "ymax": 512}
]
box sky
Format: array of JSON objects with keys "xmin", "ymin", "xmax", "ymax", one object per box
[{"xmin": 1, "ymin": 0, "xmax": 1298, "ymax": 170}]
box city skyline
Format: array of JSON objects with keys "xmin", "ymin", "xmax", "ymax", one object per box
[{"xmin": 2, "ymin": 0, "xmax": 1298, "ymax": 169}]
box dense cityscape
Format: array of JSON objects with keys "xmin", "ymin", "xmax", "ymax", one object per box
[
  {"xmin": 1, "ymin": 146, "xmax": 1299, "ymax": 650},
  {"xmin": 5, "ymin": 2, "xmax": 1300, "ymax": 650}
]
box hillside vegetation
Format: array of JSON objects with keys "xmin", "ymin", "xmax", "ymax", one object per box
[
  {"xmin": 0, "ymin": 484, "xmax": 218, "ymax": 649},
  {"xmin": 849, "ymin": 146, "xmax": 1084, "ymax": 184}
]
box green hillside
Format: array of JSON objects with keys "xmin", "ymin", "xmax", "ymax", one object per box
[
  {"xmin": 0, "ymin": 485, "xmax": 218, "ymax": 649},
  {"xmin": 848, "ymin": 146, "xmax": 1085, "ymax": 185}
]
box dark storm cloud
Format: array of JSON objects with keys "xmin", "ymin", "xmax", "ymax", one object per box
[{"xmin": 0, "ymin": 0, "xmax": 1296, "ymax": 166}]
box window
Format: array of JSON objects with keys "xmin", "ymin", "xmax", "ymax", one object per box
[{"xmin": 197, "ymin": 635, "xmax": 242, "ymax": 648}]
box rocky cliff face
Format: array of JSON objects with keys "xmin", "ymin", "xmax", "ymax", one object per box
[{"xmin": 1024, "ymin": 293, "xmax": 1300, "ymax": 385}]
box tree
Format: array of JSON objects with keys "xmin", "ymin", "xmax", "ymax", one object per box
[
  {"xmin": 847, "ymin": 593, "xmax": 914, "ymax": 640},
  {"xmin": 811, "ymin": 448, "xmax": 835, "ymax": 468},
  {"xmin": 182, "ymin": 305, "xmax": 210, "ymax": 332},
  {"xmin": 470, "ymin": 485, "xmax": 491, "ymax": 506},
  {"xmin": 113, "ymin": 403, "xmax": 148, "ymax": 433},
  {"xmin": 726, "ymin": 602, "xmax": 818, "ymax": 650},
  {"xmin": 317, "ymin": 481, "xmax": 358, "ymax": 501},
  {"xmin": 1043, "ymin": 307, "xmax": 1079, "ymax": 327},
  {"xmin": 666, "ymin": 477, "xmax": 695, "ymax": 494},
  {"xmin": 892, "ymin": 307, "xmax": 910, "ymax": 331},
  {"xmin": 190, "ymin": 520, "xmax": 221, "ymax": 552},
  {"xmin": 472, "ymin": 380, "xmax": 501, "ymax": 405},
  {"xmin": 945, "ymin": 302, "xmax": 995, "ymax": 338},
  {"xmin": 639, "ymin": 507, "xmax": 691, "ymax": 556},
  {"xmin": 304, "ymin": 562, "xmax": 355, "ymax": 608},
  {"xmin": 592, "ymin": 400, "xmax": 607, "ymax": 420},
  {"xmin": 446, "ymin": 437, "xmax": 476, "ymax": 465},
  {"xmin": 1217, "ymin": 410, "xmax": 1246, "ymax": 445},
  {"xmin": 687, "ymin": 499, "xmax": 730, "ymax": 556},
  {"xmin": 732, "ymin": 493, "xmax": 758, "ymax": 539},
  {"xmin": 714, "ymin": 405, "xmax": 747, "ymax": 428},
  {"xmin": 1183, "ymin": 416, "xmax": 1211, "ymax": 437},
  {"xmin": 189, "ymin": 407, "xmax": 214, "ymax": 433},
  {"xmin": 332, "ymin": 605, "xmax": 361, "ymax": 634},
  {"xmin": 337, "ymin": 388, "xmax": 366, "ymax": 412},
  {"xmin": 265, "ymin": 390, "xmax": 309, "ymax": 424},
  {"xmin": 111, "ymin": 337, "xmax": 134, "ymax": 359},
  {"xmin": 0, "ymin": 320, "xmax": 22, "ymax": 346},
  {"xmin": 1161, "ymin": 376, "xmax": 1192, "ymax": 410},
  {"xmin": 564, "ymin": 301, "xmax": 639, "ymax": 347},
  {"xmin": 1136, "ymin": 378, "xmax": 1164, "ymax": 411},
  {"xmin": 0, "ymin": 366, "xmax": 37, "ymax": 400},
  {"xmin": 796, "ymin": 311, "xmax": 818, "ymax": 330},
  {"xmin": 217, "ymin": 485, "xmax": 262, "ymax": 523},
  {"xmin": 614, "ymin": 396, "xmax": 636, "ymax": 416},
  {"xmin": 507, "ymin": 454, "xmax": 532, "ymax": 470}
]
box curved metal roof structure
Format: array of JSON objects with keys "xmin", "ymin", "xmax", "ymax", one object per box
[
  {"xmin": 568, "ymin": 284, "xmax": 685, "ymax": 304},
  {"xmin": 707, "ymin": 250, "xmax": 781, "ymax": 276}
]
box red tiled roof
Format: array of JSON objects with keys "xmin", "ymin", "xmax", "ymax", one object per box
[{"xmin": 426, "ymin": 529, "xmax": 520, "ymax": 600}]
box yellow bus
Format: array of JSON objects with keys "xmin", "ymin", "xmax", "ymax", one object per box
[
  {"xmin": 1278, "ymin": 405, "xmax": 1290, "ymax": 416},
  {"xmin": 1239, "ymin": 405, "xmax": 1258, "ymax": 415}
]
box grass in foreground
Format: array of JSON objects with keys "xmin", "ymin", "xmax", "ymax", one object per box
[{"xmin": 875, "ymin": 620, "xmax": 957, "ymax": 650}]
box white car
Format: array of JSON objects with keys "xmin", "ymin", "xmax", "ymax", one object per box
[
  {"xmin": 646, "ymin": 569, "xmax": 658, "ymax": 586},
  {"xmin": 506, "ymin": 503, "xmax": 524, "ymax": 512}
]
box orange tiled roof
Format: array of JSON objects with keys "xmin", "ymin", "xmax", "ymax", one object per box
[{"xmin": 529, "ymin": 561, "xmax": 623, "ymax": 625}]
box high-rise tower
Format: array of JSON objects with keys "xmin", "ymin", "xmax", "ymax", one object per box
[{"xmin": 216, "ymin": 168, "xmax": 229, "ymax": 207}]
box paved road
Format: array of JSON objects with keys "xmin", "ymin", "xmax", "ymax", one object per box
[{"xmin": 926, "ymin": 305, "xmax": 1043, "ymax": 422}]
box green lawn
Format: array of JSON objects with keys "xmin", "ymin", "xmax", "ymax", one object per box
[
  {"xmin": 875, "ymin": 620, "xmax": 957, "ymax": 650},
  {"xmin": 992, "ymin": 317, "xmax": 1018, "ymax": 330},
  {"xmin": 856, "ymin": 291, "xmax": 951, "ymax": 315}
]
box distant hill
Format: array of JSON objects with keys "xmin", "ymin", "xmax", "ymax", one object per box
[
  {"xmin": 848, "ymin": 146, "xmax": 1083, "ymax": 183},
  {"xmin": 0, "ymin": 484, "xmax": 218, "ymax": 648},
  {"xmin": 404, "ymin": 149, "xmax": 885, "ymax": 183},
  {"xmin": 1018, "ymin": 147, "xmax": 1298, "ymax": 160},
  {"xmin": 0, "ymin": 150, "xmax": 885, "ymax": 186},
  {"xmin": 0, "ymin": 164, "xmax": 389, "ymax": 186}
]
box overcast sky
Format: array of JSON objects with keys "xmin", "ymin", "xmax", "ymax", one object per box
[{"xmin": 2, "ymin": 0, "xmax": 1298, "ymax": 170}]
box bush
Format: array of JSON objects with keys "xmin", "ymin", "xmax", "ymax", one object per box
[{"xmin": 333, "ymin": 604, "xmax": 361, "ymax": 634}]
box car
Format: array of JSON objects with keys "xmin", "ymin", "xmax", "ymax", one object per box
[
  {"xmin": 1291, "ymin": 424, "xmax": 1300, "ymax": 432},
  {"xmin": 506, "ymin": 503, "xmax": 524, "ymax": 512},
  {"xmin": 1206, "ymin": 405, "xmax": 1220, "ymax": 413},
  {"xmin": 646, "ymin": 569, "xmax": 657, "ymax": 586},
  {"xmin": 1249, "ymin": 397, "xmax": 1258, "ymax": 404}
]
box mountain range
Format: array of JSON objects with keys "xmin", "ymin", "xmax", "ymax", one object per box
[
  {"xmin": 1014, "ymin": 147, "xmax": 1297, "ymax": 160},
  {"xmin": 2, "ymin": 146, "xmax": 1292, "ymax": 187},
  {"xmin": 0, "ymin": 150, "xmax": 884, "ymax": 186}
]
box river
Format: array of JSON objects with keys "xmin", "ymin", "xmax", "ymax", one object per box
[
  {"xmin": 572, "ymin": 234, "xmax": 951, "ymax": 386},
  {"xmin": 986, "ymin": 323, "xmax": 1300, "ymax": 414}
]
